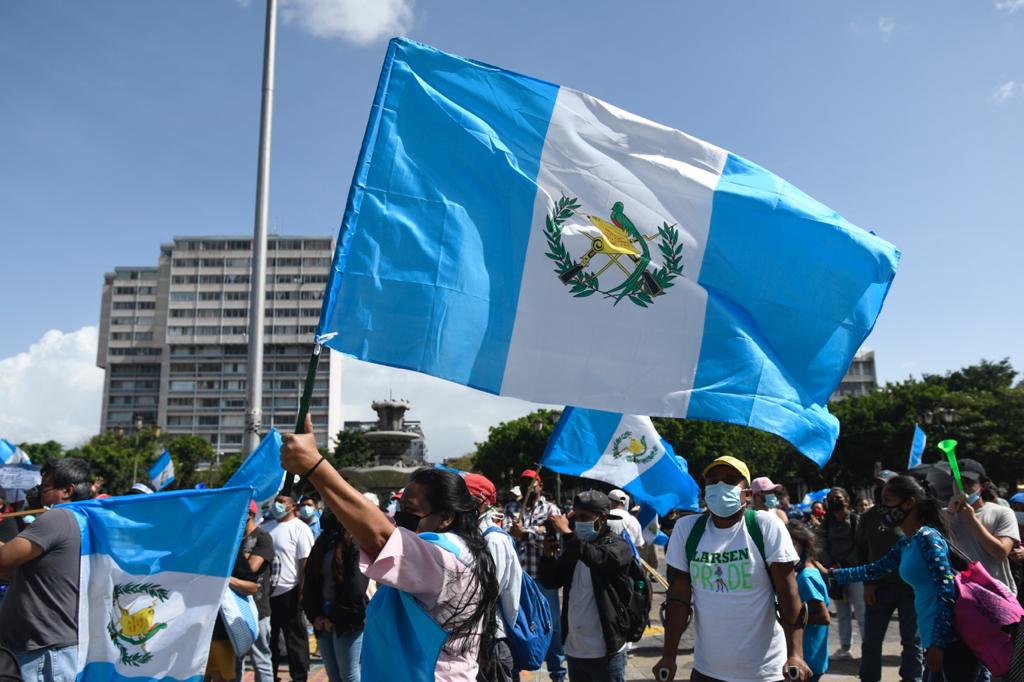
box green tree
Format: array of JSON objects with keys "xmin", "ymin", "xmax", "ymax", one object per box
[
  {"xmin": 160, "ymin": 434, "xmax": 215, "ymax": 488},
  {"xmin": 18, "ymin": 440, "xmax": 64, "ymax": 468},
  {"xmin": 331, "ymin": 429, "xmax": 375, "ymax": 468},
  {"xmin": 472, "ymin": 409, "xmax": 563, "ymax": 492}
]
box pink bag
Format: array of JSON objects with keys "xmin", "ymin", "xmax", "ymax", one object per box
[{"xmin": 953, "ymin": 560, "xmax": 1024, "ymax": 676}]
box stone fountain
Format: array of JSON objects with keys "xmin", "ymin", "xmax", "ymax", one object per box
[{"xmin": 341, "ymin": 399, "xmax": 427, "ymax": 504}]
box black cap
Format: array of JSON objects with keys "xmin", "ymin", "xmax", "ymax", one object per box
[
  {"xmin": 875, "ymin": 469, "xmax": 898, "ymax": 483},
  {"xmin": 958, "ymin": 458, "xmax": 986, "ymax": 482},
  {"xmin": 573, "ymin": 490, "xmax": 610, "ymax": 515}
]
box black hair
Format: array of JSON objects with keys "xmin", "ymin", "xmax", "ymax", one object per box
[
  {"xmin": 787, "ymin": 521, "xmax": 819, "ymax": 560},
  {"xmin": 883, "ymin": 475, "xmax": 949, "ymax": 537},
  {"xmin": 41, "ymin": 457, "xmax": 93, "ymax": 501},
  {"xmin": 829, "ymin": 487, "xmax": 850, "ymax": 501},
  {"xmin": 408, "ymin": 468, "xmax": 498, "ymax": 674}
]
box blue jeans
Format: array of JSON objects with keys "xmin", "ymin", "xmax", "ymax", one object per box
[
  {"xmin": 566, "ymin": 649, "xmax": 626, "ymax": 682},
  {"xmin": 317, "ymin": 629, "xmax": 362, "ymax": 682},
  {"xmin": 836, "ymin": 580, "xmax": 865, "ymax": 650},
  {"xmin": 860, "ymin": 582, "xmax": 922, "ymax": 682},
  {"xmin": 541, "ymin": 586, "xmax": 567, "ymax": 680},
  {"xmin": 244, "ymin": 616, "xmax": 274, "ymax": 682},
  {"xmin": 15, "ymin": 645, "xmax": 78, "ymax": 682}
]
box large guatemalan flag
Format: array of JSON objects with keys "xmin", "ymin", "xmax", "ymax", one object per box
[
  {"xmin": 542, "ymin": 408, "xmax": 699, "ymax": 515},
  {"xmin": 317, "ymin": 38, "xmax": 900, "ymax": 466},
  {"xmin": 67, "ymin": 487, "xmax": 250, "ymax": 682},
  {"xmin": 225, "ymin": 428, "xmax": 285, "ymax": 505}
]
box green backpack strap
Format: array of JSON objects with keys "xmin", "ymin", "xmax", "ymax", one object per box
[
  {"xmin": 685, "ymin": 512, "xmax": 711, "ymax": 566},
  {"xmin": 744, "ymin": 508, "xmax": 768, "ymax": 567}
]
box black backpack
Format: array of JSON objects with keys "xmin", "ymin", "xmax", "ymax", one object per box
[
  {"xmin": 0, "ymin": 645, "xmax": 21, "ymax": 681},
  {"xmin": 624, "ymin": 554, "xmax": 652, "ymax": 642}
]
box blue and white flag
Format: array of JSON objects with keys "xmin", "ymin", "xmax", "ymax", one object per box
[
  {"xmin": 908, "ymin": 424, "xmax": 927, "ymax": 469},
  {"xmin": 317, "ymin": 39, "xmax": 899, "ymax": 467},
  {"xmin": 801, "ymin": 488, "xmax": 831, "ymax": 505},
  {"xmin": 66, "ymin": 487, "xmax": 250, "ymax": 681},
  {"xmin": 148, "ymin": 450, "xmax": 175, "ymax": 491},
  {"xmin": 226, "ymin": 428, "xmax": 284, "ymax": 505},
  {"xmin": 541, "ymin": 407, "xmax": 699, "ymax": 516},
  {"xmin": 0, "ymin": 438, "xmax": 31, "ymax": 465}
]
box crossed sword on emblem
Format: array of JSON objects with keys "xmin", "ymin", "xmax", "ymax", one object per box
[{"xmin": 558, "ymin": 215, "xmax": 664, "ymax": 296}]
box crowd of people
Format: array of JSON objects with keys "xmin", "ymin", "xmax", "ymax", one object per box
[{"xmin": 1, "ymin": 426, "xmax": 1024, "ymax": 682}]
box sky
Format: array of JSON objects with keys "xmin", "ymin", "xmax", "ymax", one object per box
[{"xmin": 2, "ymin": 1, "xmax": 1022, "ymax": 459}]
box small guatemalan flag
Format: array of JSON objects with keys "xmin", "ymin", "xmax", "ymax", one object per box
[
  {"xmin": 147, "ymin": 451, "xmax": 175, "ymax": 492},
  {"xmin": 0, "ymin": 438, "xmax": 32, "ymax": 465},
  {"xmin": 541, "ymin": 407, "xmax": 699, "ymax": 515}
]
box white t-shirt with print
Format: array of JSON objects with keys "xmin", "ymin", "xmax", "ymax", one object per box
[{"xmin": 665, "ymin": 510, "xmax": 799, "ymax": 682}]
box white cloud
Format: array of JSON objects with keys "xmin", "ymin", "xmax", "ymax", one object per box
[
  {"xmin": 338, "ymin": 354, "xmax": 553, "ymax": 462},
  {"xmin": 277, "ymin": 0, "xmax": 414, "ymax": 44},
  {"xmin": 992, "ymin": 80, "xmax": 1018, "ymax": 104},
  {"xmin": 995, "ymin": 0, "xmax": 1024, "ymax": 13},
  {"xmin": 0, "ymin": 327, "xmax": 104, "ymax": 446},
  {"xmin": 877, "ymin": 17, "xmax": 896, "ymax": 41},
  {"xmin": 0, "ymin": 326, "xmax": 544, "ymax": 460}
]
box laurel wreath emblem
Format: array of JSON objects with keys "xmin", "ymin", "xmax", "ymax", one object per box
[
  {"xmin": 543, "ymin": 195, "xmax": 683, "ymax": 308},
  {"xmin": 107, "ymin": 582, "xmax": 171, "ymax": 667},
  {"xmin": 611, "ymin": 431, "xmax": 657, "ymax": 465}
]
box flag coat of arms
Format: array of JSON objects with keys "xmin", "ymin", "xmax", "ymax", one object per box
[
  {"xmin": 317, "ymin": 38, "xmax": 900, "ymax": 466},
  {"xmin": 68, "ymin": 487, "xmax": 250, "ymax": 681},
  {"xmin": 541, "ymin": 407, "xmax": 699, "ymax": 516}
]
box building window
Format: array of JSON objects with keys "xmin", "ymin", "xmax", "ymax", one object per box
[
  {"xmin": 170, "ymin": 292, "xmax": 197, "ymax": 302},
  {"xmin": 169, "ymin": 381, "xmax": 194, "ymax": 392},
  {"xmin": 112, "ymin": 302, "xmax": 136, "ymax": 310}
]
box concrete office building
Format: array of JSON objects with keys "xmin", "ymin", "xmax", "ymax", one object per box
[
  {"xmin": 97, "ymin": 236, "xmax": 341, "ymax": 452},
  {"xmin": 831, "ymin": 349, "xmax": 878, "ymax": 400}
]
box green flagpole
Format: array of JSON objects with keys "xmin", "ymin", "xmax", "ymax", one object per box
[{"xmin": 281, "ymin": 337, "xmax": 331, "ymax": 495}]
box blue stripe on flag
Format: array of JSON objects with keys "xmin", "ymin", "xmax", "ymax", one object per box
[
  {"xmin": 0, "ymin": 439, "xmax": 13, "ymax": 464},
  {"xmin": 226, "ymin": 428, "xmax": 285, "ymax": 505},
  {"xmin": 908, "ymin": 424, "xmax": 926, "ymax": 469},
  {"xmin": 541, "ymin": 408, "xmax": 622, "ymax": 475},
  {"xmin": 620, "ymin": 448, "xmax": 700, "ymax": 517},
  {"xmin": 318, "ymin": 38, "xmax": 560, "ymax": 393},
  {"xmin": 691, "ymin": 153, "xmax": 900, "ymax": 466},
  {"xmin": 67, "ymin": 487, "xmax": 250, "ymax": 577},
  {"xmin": 78, "ymin": 662, "xmax": 202, "ymax": 682}
]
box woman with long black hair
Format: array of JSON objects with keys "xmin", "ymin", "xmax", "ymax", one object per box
[
  {"xmin": 302, "ymin": 512, "xmax": 368, "ymax": 682},
  {"xmin": 282, "ymin": 416, "xmax": 498, "ymax": 682},
  {"xmin": 827, "ymin": 475, "xmax": 980, "ymax": 681}
]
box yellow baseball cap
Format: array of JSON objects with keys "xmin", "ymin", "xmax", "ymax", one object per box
[{"xmin": 702, "ymin": 456, "xmax": 751, "ymax": 486}]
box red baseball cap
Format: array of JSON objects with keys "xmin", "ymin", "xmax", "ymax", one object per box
[
  {"xmin": 519, "ymin": 469, "xmax": 540, "ymax": 480},
  {"xmin": 463, "ymin": 473, "xmax": 497, "ymax": 506}
]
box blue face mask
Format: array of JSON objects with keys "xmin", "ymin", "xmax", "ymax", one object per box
[
  {"xmin": 271, "ymin": 502, "xmax": 287, "ymax": 519},
  {"xmin": 575, "ymin": 521, "xmax": 599, "ymax": 541},
  {"xmin": 705, "ymin": 482, "xmax": 743, "ymax": 518},
  {"xmin": 967, "ymin": 491, "xmax": 981, "ymax": 505},
  {"xmin": 763, "ymin": 494, "xmax": 778, "ymax": 509},
  {"xmin": 298, "ymin": 505, "xmax": 315, "ymax": 520}
]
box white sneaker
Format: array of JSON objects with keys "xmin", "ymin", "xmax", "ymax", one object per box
[{"xmin": 832, "ymin": 648, "xmax": 853, "ymax": 661}]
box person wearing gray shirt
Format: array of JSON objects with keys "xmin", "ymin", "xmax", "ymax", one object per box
[
  {"xmin": 0, "ymin": 457, "xmax": 93, "ymax": 682},
  {"xmin": 948, "ymin": 458, "xmax": 1020, "ymax": 596}
]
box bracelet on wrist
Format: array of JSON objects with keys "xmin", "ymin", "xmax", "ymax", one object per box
[{"xmin": 303, "ymin": 455, "xmax": 326, "ymax": 479}]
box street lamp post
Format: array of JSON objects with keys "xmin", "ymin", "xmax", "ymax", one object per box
[{"xmin": 131, "ymin": 415, "xmax": 144, "ymax": 485}]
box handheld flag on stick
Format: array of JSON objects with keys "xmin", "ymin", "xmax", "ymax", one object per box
[
  {"xmin": 541, "ymin": 407, "xmax": 699, "ymax": 516},
  {"xmin": 908, "ymin": 424, "xmax": 927, "ymax": 469},
  {"xmin": 316, "ymin": 38, "xmax": 900, "ymax": 467},
  {"xmin": 226, "ymin": 428, "xmax": 285, "ymax": 505},
  {"xmin": 937, "ymin": 439, "xmax": 963, "ymax": 493},
  {"xmin": 0, "ymin": 439, "xmax": 31, "ymax": 465},
  {"xmin": 147, "ymin": 451, "xmax": 175, "ymax": 491},
  {"xmin": 66, "ymin": 487, "xmax": 250, "ymax": 681}
]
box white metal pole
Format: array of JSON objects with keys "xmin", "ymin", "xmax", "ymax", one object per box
[{"xmin": 243, "ymin": 0, "xmax": 278, "ymax": 456}]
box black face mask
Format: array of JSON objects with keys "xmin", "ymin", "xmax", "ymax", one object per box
[
  {"xmin": 25, "ymin": 485, "xmax": 41, "ymax": 509},
  {"xmin": 880, "ymin": 503, "xmax": 907, "ymax": 529},
  {"xmin": 827, "ymin": 497, "xmax": 846, "ymax": 512},
  {"xmin": 393, "ymin": 510, "xmax": 424, "ymax": 532}
]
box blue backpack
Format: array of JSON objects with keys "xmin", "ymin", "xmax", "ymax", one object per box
[{"xmin": 483, "ymin": 526, "xmax": 554, "ymax": 670}]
